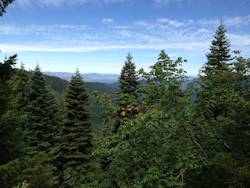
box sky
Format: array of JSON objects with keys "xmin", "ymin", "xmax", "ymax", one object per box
[{"xmin": 0, "ymin": 0, "xmax": 250, "ymax": 75}]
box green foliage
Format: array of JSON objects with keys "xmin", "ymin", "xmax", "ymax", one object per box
[
  {"xmin": 59, "ymin": 70, "xmax": 95, "ymax": 186},
  {"xmin": 0, "ymin": 158, "xmax": 23, "ymax": 188},
  {"xmin": 96, "ymin": 109, "xmax": 200, "ymax": 187},
  {"xmin": 118, "ymin": 53, "xmax": 139, "ymax": 107},
  {"xmin": 140, "ymin": 50, "xmax": 186, "ymax": 114},
  {"xmin": 0, "ymin": 110, "xmax": 26, "ymax": 164},
  {"xmin": 0, "ymin": 22, "xmax": 249, "ymax": 188},
  {"xmin": 0, "ymin": 153, "xmax": 57, "ymax": 188},
  {"xmin": 9, "ymin": 64, "xmax": 30, "ymax": 111},
  {"xmin": 93, "ymin": 91, "xmax": 117, "ymax": 136},
  {"xmin": 95, "ymin": 50, "xmax": 198, "ymax": 187},
  {"xmin": 204, "ymin": 21, "xmax": 231, "ymax": 76},
  {"xmin": 62, "ymin": 167, "xmax": 83, "ymax": 188},
  {"xmin": 0, "ymin": 55, "xmax": 26, "ymax": 165},
  {"xmin": 44, "ymin": 74, "xmax": 68, "ymax": 94},
  {"xmin": 0, "ymin": 54, "xmax": 17, "ymax": 114},
  {"xmin": 26, "ymin": 66, "xmax": 60, "ymax": 155},
  {"xmin": 88, "ymin": 91, "xmax": 116, "ymax": 136},
  {"xmin": 190, "ymin": 23, "xmax": 250, "ymax": 187},
  {"xmin": 187, "ymin": 153, "xmax": 250, "ymax": 188},
  {"xmin": 116, "ymin": 53, "xmax": 140, "ymax": 132},
  {"xmin": 21, "ymin": 153, "xmax": 57, "ymax": 188}
]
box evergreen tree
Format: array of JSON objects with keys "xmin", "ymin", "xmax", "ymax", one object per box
[
  {"xmin": 197, "ymin": 22, "xmax": 233, "ymax": 120},
  {"xmin": 95, "ymin": 51, "xmax": 197, "ymax": 188},
  {"xmin": 0, "ymin": 54, "xmax": 17, "ymax": 115},
  {"xmin": 232, "ymin": 54, "xmax": 250, "ymax": 98},
  {"xmin": 26, "ymin": 65, "xmax": 59, "ymax": 155},
  {"xmin": 0, "ymin": 110, "xmax": 24, "ymax": 164},
  {"xmin": 9, "ymin": 63, "xmax": 29, "ymax": 111},
  {"xmin": 0, "ymin": 54, "xmax": 19, "ymax": 164},
  {"xmin": 195, "ymin": 23, "xmax": 234, "ymax": 155},
  {"xmin": 190, "ymin": 23, "xmax": 250, "ymax": 187},
  {"xmin": 118, "ymin": 53, "xmax": 139, "ymax": 107},
  {"xmin": 4, "ymin": 64, "xmax": 30, "ymax": 159},
  {"xmin": 204, "ymin": 21, "xmax": 231, "ymax": 76},
  {"xmin": 116, "ymin": 53, "xmax": 139, "ymax": 131},
  {"xmin": 60, "ymin": 70, "xmax": 94, "ymax": 186}
]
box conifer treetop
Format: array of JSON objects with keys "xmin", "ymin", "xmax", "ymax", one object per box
[{"xmin": 204, "ymin": 22, "xmax": 231, "ymax": 75}]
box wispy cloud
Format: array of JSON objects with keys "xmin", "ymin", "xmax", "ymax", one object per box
[
  {"xmin": 1, "ymin": 15, "xmax": 250, "ymax": 53},
  {"xmin": 14, "ymin": 0, "xmax": 128, "ymax": 7},
  {"xmin": 0, "ymin": 42, "xmax": 209, "ymax": 53},
  {"xmin": 102, "ymin": 18, "xmax": 115, "ymax": 24},
  {"xmin": 15, "ymin": 0, "xmax": 187, "ymax": 7},
  {"xmin": 135, "ymin": 18, "xmax": 186, "ymax": 30},
  {"xmin": 197, "ymin": 16, "xmax": 250, "ymax": 27},
  {"xmin": 152, "ymin": 0, "xmax": 184, "ymax": 4}
]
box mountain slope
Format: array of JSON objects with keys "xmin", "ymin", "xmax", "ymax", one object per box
[
  {"xmin": 44, "ymin": 74, "xmax": 119, "ymax": 94},
  {"xmin": 44, "ymin": 72, "xmax": 119, "ymax": 83}
]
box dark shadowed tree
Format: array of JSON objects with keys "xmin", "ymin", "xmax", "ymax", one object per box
[
  {"xmin": 26, "ymin": 66, "xmax": 60, "ymax": 155},
  {"xmin": 60, "ymin": 70, "xmax": 94, "ymax": 187},
  {"xmin": 188, "ymin": 23, "xmax": 250, "ymax": 188},
  {"xmin": 8, "ymin": 63, "xmax": 29, "ymax": 111}
]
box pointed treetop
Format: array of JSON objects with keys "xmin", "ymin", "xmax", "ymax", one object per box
[
  {"xmin": 76, "ymin": 68, "xmax": 80, "ymax": 73},
  {"xmin": 20, "ymin": 63, "xmax": 26, "ymax": 70},
  {"xmin": 118, "ymin": 52, "xmax": 139, "ymax": 103},
  {"xmin": 219, "ymin": 18, "xmax": 224, "ymax": 26},
  {"xmin": 204, "ymin": 22, "xmax": 231, "ymax": 75},
  {"xmin": 71, "ymin": 68, "xmax": 83, "ymax": 81},
  {"xmin": 125, "ymin": 52, "xmax": 133, "ymax": 64},
  {"xmin": 34, "ymin": 64, "xmax": 41, "ymax": 72},
  {"xmin": 158, "ymin": 50, "xmax": 170, "ymax": 61},
  {"xmin": 75, "ymin": 68, "xmax": 81, "ymax": 76}
]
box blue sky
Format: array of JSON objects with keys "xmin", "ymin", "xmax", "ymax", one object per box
[{"xmin": 0, "ymin": 0, "xmax": 250, "ymax": 75}]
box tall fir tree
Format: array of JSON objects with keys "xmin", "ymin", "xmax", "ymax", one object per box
[
  {"xmin": 197, "ymin": 22, "xmax": 233, "ymax": 120},
  {"xmin": 5, "ymin": 64, "xmax": 30, "ymax": 158},
  {"xmin": 118, "ymin": 53, "xmax": 139, "ymax": 106},
  {"xmin": 203, "ymin": 21, "xmax": 231, "ymax": 77},
  {"xmin": 26, "ymin": 65, "xmax": 60, "ymax": 155},
  {"xmin": 0, "ymin": 54, "xmax": 17, "ymax": 115},
  {"xmin": 0, "ymin": 54, "xmax": 19, "ymax": 164},
  {"xmin": 116, "ymin": 53, "xmax": 139, "ymax": 131},
  {"xmin": 60, "ymin": 70, "xmax": 94, "ymax": 186},
  {"xmin": 9, "ymin": 63, "xmax": 29, "ymax": 111},
  {"xmin": 190, "ymin": 23, "xmax": 250, "ymax": 187}
]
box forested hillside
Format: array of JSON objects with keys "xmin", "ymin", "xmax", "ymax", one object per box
[{"xmin": 0, "ymin": 1, "xmax": 250, "ymax": 187}]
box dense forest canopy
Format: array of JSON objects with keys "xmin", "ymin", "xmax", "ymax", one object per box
[{"xmin": 0, "ymin": 2, "xmax": 250, "ymax": 187}]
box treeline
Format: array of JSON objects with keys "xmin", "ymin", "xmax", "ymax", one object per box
[{"xmin": 0, "ymin": 23, "xmax": 249, "ymax": 188}]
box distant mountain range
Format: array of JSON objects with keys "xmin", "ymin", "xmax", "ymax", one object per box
[{"xmin": 44, "ymin": 72, "xmax": 119, "ymax": 83}]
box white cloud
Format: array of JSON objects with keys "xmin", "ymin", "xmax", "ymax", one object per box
[
  {"xmin": 1, "ymin": 15, "xmax": 250, "ymax": 54},
  {"xmin": 0, "ymin": 24, "xmax": 88, "ymax": 35},
  {"xmin": 135, "ymin": 19, "xmax": 185, "ymax": 30},
  {"xmin": 0, "ymin": 42, "xmax": 208, "ymax": 53},
  {"xmin": 102, "ymin": 18, "xmax": 115, "ymax": 24},
  {"xmin": 14, "ymin": 0, "xmax": 127, "ymax": 7},
  {"xmin": 15, "ymin": 0, "xmax": 187, "ymax": 7},
  {"xmin": 153, "ymin": 0, "xmax": 184, "ymax": 4},
  {"xmin": 197, "ymin": 16, "xmax": 250, "ymax": 27},
  {"xmin": 229, "ymin": 33, "xmax": 250, "ymax": 47},
  {"xmin": 156, "ymin": 18, "xmax": 184, "ymax": 27}
]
